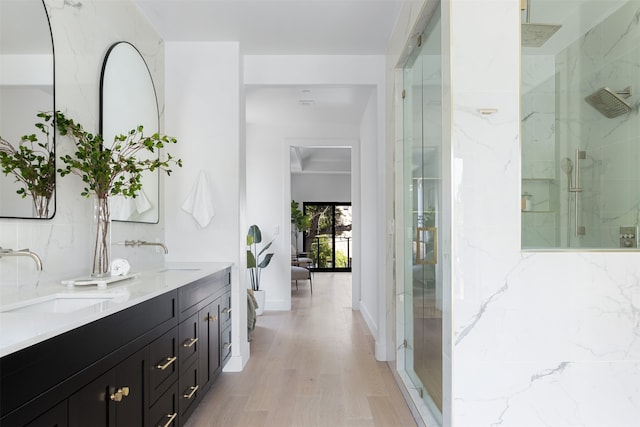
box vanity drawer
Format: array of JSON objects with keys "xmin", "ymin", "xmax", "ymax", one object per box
[
  {"xmin": 178, "ymin": 359, "xmax": 200, "ymax": 421},
  {"xmin": 178, "ymin": 313, "xmax": 199, "ymax": 372},
  {"xmin": 178, "ymin": 268, "xmax": 231, "ymax": 322},
  {"xmin": 149, "ymin": 328, "xmax": 178, "ymax": 406},
  {"xmin": 149, "ymin": 380, "xmax": 178, "ymax": 427},
  {"xmin": 221, "ymin": 324, "xmax": 232, "ymax": 366},
  {"xmin": 220, "ymin": 291, "xmax": 232, "ymax": 331}
]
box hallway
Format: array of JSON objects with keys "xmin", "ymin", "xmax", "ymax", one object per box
[{"xmin": 185, "ymin": 273, "xmax": 416, "ymax": 426}]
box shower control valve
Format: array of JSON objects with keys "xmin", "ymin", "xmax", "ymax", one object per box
[{"xmin": 619, "ymin": 226, "xmax": 638, "ymax": 248}]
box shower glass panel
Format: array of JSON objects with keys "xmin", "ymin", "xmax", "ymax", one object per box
[
  {"xmin": 521, "ymin": 0, "xmax": 640, "ymax": 250},
  {"xmin": 402, "ymin": 4, "xmax": 443, "ymax": 421}
]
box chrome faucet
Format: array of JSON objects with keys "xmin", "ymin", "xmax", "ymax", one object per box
[
  {"xmin": 0, "ymin": 247, "xmax": 43, "ymax": 270},
  {"xmin": 118, "ymin": 240, "xmax": 168, "ymax": 254}
]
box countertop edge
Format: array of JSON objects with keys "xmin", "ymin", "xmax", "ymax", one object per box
[{"xmin": 0, "ymin": 262, "xmax": 233, "ymax": 358}]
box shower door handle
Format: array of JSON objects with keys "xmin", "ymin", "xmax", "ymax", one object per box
[{"xmin": 416, "ymin": 227, "xmax": 437, "ymax": 265}]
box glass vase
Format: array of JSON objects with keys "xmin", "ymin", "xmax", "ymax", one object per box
[{"xmin": 91, "ymin": 196, "xmax": 111, "ymax": 277}]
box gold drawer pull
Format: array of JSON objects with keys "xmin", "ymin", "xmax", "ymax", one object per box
[
  {"xmin": 223, "ymin": 342, "xmax": 232, "ymax": 350},
  {"xmin": 183, "ymin": 385, "xmax": 199, "ymax": 399},
  {"xmin": 155, "ymin": 356, "xmax": 177, "ymax": 370},
  {"xmin": 222, "ymin": 307, "xmax": 232, "ymax": 314},
  {"xmin": 158, "ymin": 412, "xmax": 177, "ymax": 427},
  {"xmin": 182, "ymin": 337, "xmax": 198, "ymax": 348},
  {"xmin": 109, "ymin": 386, "xmax": 130, "ymax": 402},
  {"xmin": 206, "ymin": 315, "xmax": 217, "ymax": 322}
]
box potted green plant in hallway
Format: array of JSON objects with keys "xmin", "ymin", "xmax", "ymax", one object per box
[{"xmin": 246, "ymin": 224, "xmax": 274, "ymax": 315}]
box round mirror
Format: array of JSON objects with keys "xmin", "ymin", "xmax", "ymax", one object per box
[
  {"xmin": 0, "ymin": 0, "xmax": 55, "ymax": 219},
  {"xmin": 100, "ymin": 41, "xmax": 160, "ymax": 223}
]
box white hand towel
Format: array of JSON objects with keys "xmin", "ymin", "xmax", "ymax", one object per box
[
  {"xmin": 111, "ymin": 195, "xmax": 136, "ymax": 220},
  {"xmin": 134, "ymin": 189, "xmax": 152, "ymax": 214},
  {"xmin": 182, "ymin": 171, "xmax": 215, "ymax": 228}
]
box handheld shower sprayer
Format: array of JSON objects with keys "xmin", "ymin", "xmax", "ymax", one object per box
[{"xmin": 560, "ymin": 157, "xmax": 573, "ymax": 189}]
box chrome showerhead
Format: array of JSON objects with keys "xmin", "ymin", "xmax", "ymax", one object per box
[
  {"xmin": 584, "ymin": 87, "xmax": 633, "ymax": 118},
  {"xmin": 521, "ymin": 0, "xmax": 562, "ymax": 47},
  {"xmin": 522, "ymin": 23, "xmax": 562, "ymax": 47}
]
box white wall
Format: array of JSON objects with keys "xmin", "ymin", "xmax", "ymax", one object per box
[
  {"xmin": 164, "ymin": 41, "xmax": 248, "ymax": 371},
  {"xmin": 291, "ymin": 173, "xmax": 351, "ymax": 204},
  {"xmin": 0, "ymin": 0, "xmax": 166, "ymax": 288},
  {"xmin": 358, "ymin": 90, "xmax": 382, "ymax": 345}
]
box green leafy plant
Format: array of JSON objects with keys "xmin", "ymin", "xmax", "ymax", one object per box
[
  {"xmin": 246, "ymin": 224, "xmax": 274, "ymax": 291},
  {"xmin": 51, "ymin": 111, "xmax": 182, "ymax": 276},
  {"xmin": 53, "ymin": 111, "xmax": 182, "ymax": 199},
  {"xmin": 291, "ymin": 200, "xmax": 310, "ymax": 233},
  {"xmin": 0, "ymin": 112, "xmax": 56, "ymax": 218}
]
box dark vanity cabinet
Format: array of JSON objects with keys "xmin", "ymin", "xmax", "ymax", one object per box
[
  {"xmin": 177, "ymin": 269, "xmax": 232, "ymax": 423},
  {"xmin": 68, "ymin": 348, "xmax": 146, "ymax": 426},
  {"xmin": 0, "ymin": 267, "xmax": 232, "ymax": 427}
]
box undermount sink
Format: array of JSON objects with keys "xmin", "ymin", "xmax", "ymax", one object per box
[
  {"xmin": 1, "ymin": 293, "xmax": 128, "ymax": 314},
  {"xmin": 158, "ymin": 267, "xmax": 201, "ymax": 272}
]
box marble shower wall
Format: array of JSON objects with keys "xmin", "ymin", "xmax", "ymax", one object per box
[
  {"xmin": 450, "ymin": 0, "xmax": 640, "ymax": 425},
  {"xmin": 0, "ymin": 0, "xmax": 165, "ymax": 288}
]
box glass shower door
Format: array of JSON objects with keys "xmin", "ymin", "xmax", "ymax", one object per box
[{"xmin": 402, "ymin": 4, "xmax": 443, "ymax": 421}]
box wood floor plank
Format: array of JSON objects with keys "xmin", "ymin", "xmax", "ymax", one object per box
[{"xmin": 185, "ymin": 273, "xmax": 416, "ymax": 427}]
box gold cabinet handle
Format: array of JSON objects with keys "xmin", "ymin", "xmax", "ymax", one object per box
[
  {"xmin": 182, "ymin": 337, "xmax": 198, "ymax": 348},
  {"xmin": 206, "ymin": 315, "xmax": 217, "ymax": 322},
  {"xmin": 109, "ymin": 386, "xmax": 130, "ymax": 402},
  {"xmin": 223, "ymin": 342, "xmax": 232, "ymax": 350},
  {"xmin": 158, "ymin": 412, "xmax": 177, "ymax": 427},
  {"xmin": 155, "ymin": 356, "xmax": 177, "ymax": 370},
  {"xmin": 222, "ymin": 307, "xmax": 232, "ymax": 314},
  {"xmin": 183, "ymin": 385, "xmax": 199, "ymax": 399}
]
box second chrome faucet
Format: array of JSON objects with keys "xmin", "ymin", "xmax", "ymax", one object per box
[
  {"xmin": 0, "ymin": 247, "xmax": 43, "ymax": 270},
  {"xmin": 117, "ymin": 240, "xmax": 168, "ymax": 254}
]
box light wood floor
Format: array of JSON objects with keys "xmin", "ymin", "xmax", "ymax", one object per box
[{"xmin": 185, "ymin": 272, "xmax": 417, "ymax": 427}]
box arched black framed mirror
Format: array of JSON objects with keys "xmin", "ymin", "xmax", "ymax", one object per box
[
  {"xmin": 100, "ymin": 41, "xmax": 160, "ymax": 223},
  {"xmin": 0, "ymin": 0, "xmax": 55, "ymax": 219}
]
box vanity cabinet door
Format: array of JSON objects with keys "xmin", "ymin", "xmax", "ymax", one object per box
[
  {"xmin": 68, "ymin": 368, "xmax": 116, "ymax": 427},
  {"xmin": 197, "ymin": 300, "xmax": 220, "ymax": 390},
  {"xmin": 113, "ymin": 348, "xmax": 146, "ymax": 426},
  {"xmin": 68, "ymin": 348, "xmax": 146, "ymax": 427}
]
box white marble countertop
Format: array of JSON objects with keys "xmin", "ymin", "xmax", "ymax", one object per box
[{"xmin": 0, "ymin": 262, "xmax": 232, "ymax": 358}]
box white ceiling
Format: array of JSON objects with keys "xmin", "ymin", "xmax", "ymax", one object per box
[
  {"xmin": 133, "ymin": 0, "xmax": 399, "ymax": 174},
  {"xmin": 134, "ymin": 0, "xmax": 403, "ymax": 55},
  {"xmin": 245, "ymin": 85, "xmax": 375, "ymax": 126}
]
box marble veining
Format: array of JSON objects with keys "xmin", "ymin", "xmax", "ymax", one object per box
[{"xmin": 455, "ymin": 282, "xmax": 508, "ymax": 346}]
